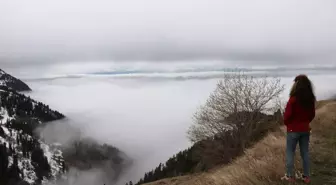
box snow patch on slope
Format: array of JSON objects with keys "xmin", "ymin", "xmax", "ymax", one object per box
[
  {"xmin": 0, "ymin": 109, "xmax": 38, "ymax": 183},
  {"xmin": 40, "ymin": 142, "xmax": 64, "ymax": 184},
  {"xmin": 1, "ymin": 101, "xmax": 64, "ymax": 184}
]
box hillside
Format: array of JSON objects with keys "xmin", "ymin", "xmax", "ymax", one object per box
[
  {"xmin": 0, "ymin": 86, "xmax": 66, "ymax": 184},
  {"xmin": 0, "ymin": 69, "xmax": 130, "ymax": 185},
  {"xmin": 141, "ymin": 100, "xmax": 336, "ymax": 185},
  {"xmin": 131, "ymin": 111, "xmax": 282, "ymax": 185},
  {"xmin": 0, "ymin": 69, "xmax": 31, "ymax": 92}
]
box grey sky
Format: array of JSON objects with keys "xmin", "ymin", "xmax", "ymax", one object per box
[{"xmin": 1, "ymin": 0, "xmax": 336, "ymax": 65}]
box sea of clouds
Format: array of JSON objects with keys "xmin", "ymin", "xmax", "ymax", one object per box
[{"xmin": 13, "ymin": 61, "xmax": 336, "ymax": 184}]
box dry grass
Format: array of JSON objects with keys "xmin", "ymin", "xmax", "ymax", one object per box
[{"xmin": 144, "ymin": 100, "xmax": 336, "ymax": 185}]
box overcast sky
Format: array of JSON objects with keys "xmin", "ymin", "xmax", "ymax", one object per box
[
  {"xmin": 1, "ymin": 0, "xmax": 336, "ymax": 67},
  {"xmin": 2, "ymin": 2, "xmax": 336, "ymax": 183}
]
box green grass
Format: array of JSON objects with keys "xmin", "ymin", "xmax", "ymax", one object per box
[
  {"xmin": 277, "ymin": 151, "xmax": 336, "ymax": 185},
  {"xmin": 280, "ymin": 118, "xmax": 336, "ymax": 184},
  {"xmin": 297, "ymin": 134, "xmax": 335, "ymax": 184},
  {"xmin": 309, "ymin": 123, "xmax": 336, "ymax": 184},
  {"xmin": 309, "ymin": 159, "xmax": 336, "ymax": 185}
]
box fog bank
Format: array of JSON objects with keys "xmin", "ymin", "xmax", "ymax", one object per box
[{"xmin": 22, "ymin": 70, "xmax": 336, "ymax": 184}]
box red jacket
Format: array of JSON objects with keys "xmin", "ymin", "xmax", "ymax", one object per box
[{"xmin": 284, "ymin": 96, "xmax": 315, "ymax": 132}]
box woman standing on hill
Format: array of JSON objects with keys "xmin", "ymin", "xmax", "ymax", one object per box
[{"xmin": 282, "ymin": 74, "xmax": 316, "ymax": 183}]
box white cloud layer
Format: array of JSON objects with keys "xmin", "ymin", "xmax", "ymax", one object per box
[{"xmin": 24, "ymin": 69, "xmax": 336, "ymax": 184}]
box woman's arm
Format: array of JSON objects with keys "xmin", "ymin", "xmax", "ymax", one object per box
[
  {"xmin": 284, "ymin": 97, "xmax": 295, "ymax": 125},
  {"xmin": 309, "ymin": 105, "xmax": 316, "ymax": 122}
]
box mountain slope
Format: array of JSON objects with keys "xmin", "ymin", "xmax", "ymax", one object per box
[
  {"xmin": 0, "ymin": 88, "xmax": 66, "ymax": 184},
  {"xmin": 0, "ymin": 69, "xmax": 130, "ymax": 185},
  {"xmin": 142, "ymin": 100, "xmax": 336, "ymax": 185},
  {"xmin": 0, "ymin": 69, "xmax": 31, "ymax": 91},
  {"xmin": 131, "ymin": 110, "xmax": 282, "ymax": 185}
]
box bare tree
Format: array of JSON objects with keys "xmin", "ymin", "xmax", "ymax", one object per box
[
  {"xmin": 187, "ymin": 72, "xmax": 285, "ymax": 169},
  {"xmin": 188, "ymin": 72, "xmax": 285, "ymax": 144}
]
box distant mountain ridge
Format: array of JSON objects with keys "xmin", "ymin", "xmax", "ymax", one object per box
[{"xmin": 20, "ymin": 66, "xmax": 336, "ymax": 83}]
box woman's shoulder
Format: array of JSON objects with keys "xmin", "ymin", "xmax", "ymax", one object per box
[{"xmin": 289, "ymin": 96, "xmax": 297, "ymax": 102}]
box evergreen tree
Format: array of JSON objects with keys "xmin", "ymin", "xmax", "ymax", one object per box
[{"xmin": 0, "ymin": 143, "xmax": 9, "ymax": 184}]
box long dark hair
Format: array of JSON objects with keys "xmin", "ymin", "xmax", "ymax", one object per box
[{"xmin": 290, "ymin": 74, "xmax": 316, "ymax": 109}]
